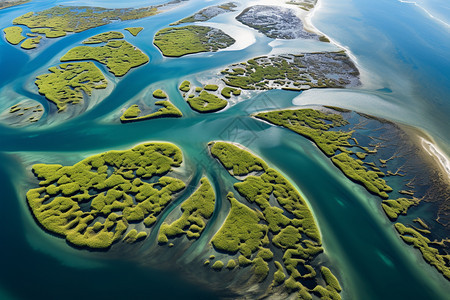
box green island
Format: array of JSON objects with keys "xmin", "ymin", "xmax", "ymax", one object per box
[
  {"xmin": 82, "ymin": 31, "xmax": 124, "ymax": 44},
  {"xmin": 26, "ymin": 143, "xmax": 186, "ymax": 249},
  {"xmin": 20, "ymin": 35, "xmax": 42, "ymax": 49},
  {"xmin": 255, "ymin": 109, "xmax": 392, "ymax": 199},
  {"xmin": 3, "ymin": 26, "xmax": 26, "ymax": 45},
  {"xmin": 60, "ymin": 32, "xmax": 149, "ymax": 77},
  {"xmin": 220, "ymin": 53, "xmax": 359, "ymax": 90},
  {"xmin": 158, "ymin": 177, "xmax": 215, "ymax": 244},
  {"xmin": 153, "ymin": 25, "xmax": 235, "ymax": 57},
  {"xmin": 395, "ymin": 223, "xmax": 450, "ymax": 280},
  {"xmin": 3, "ymin": 5, "xmax": 160, "ymax": 49},
  {"xmin": 120, "ymin": 88, "xmax": 182, "ymax": 123},
  {"xmin": 208, "ymin": 141, "xmax": 341, "ymax": 299},
  {"xmin": 255, "ymin": 107, "xmax": 450, "ymax": 282},
  {"xmin": 120, "ymin": 101, "xmax": 182, "ymax": 123},
  {"xmin": 35, "ymin": 62, "xmax": 107, "ymax": 111},
  {"xmin": 171, "ymin": 2, "xmax": 237, "ymax": 25},
  {"xmin": 186, "ymin": 90, "xmax": 228, "ymax": 113},
  {"xmin": 124, "ymin": 27, "xmax": 143, "ymax": 36},
  {"xmin": 153, "ymin": 89, "xmax": 167, "ymax": 99},
  {"xmin": 179, "ymin": 80, "xmax": 191, "ymax": 92}
]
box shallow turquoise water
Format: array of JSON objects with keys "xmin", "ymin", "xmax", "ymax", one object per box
[{"xmin": 0, "ymin": 0, "xmax": 449, "ymax": 299}]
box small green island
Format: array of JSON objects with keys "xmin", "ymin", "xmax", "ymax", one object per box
[
  {"xmin": 120, "ymin": 88, "xmax": 182, "ymax": 123},
  {"xmin": 0, "ymin": 100, "xmax": 44, "ymax": 126},
  {"xmin": 60, "ymin": 31, "xmax": 149, "ymax": 77},
  {"xmin": 153, "ymin": 25, "xmax": 235, "ymax": 57},
  {"xmin": 0, "ymin": 0, "xmax": 31, "ymax": 10},
  {"xmin": 124, "ymin": 27, "xmax": 143, "ymax": 36},
  {"xmin": 26, "ymin": 143, "xmax": 185, "ymax": 249},
  {"xmin": 3, "ymin": 26, "xmax": 26, "ymax": 45},
  {"xmin": 35, "ymin": 62, "xmax": 107, "ymax": 111},
  {"xmin": 158, "ymin": 177, "xmax": 215, "ymax": 244},
  {"xmin": 207, "ymin": 141, "xmax": 342, "ymax": 299}
]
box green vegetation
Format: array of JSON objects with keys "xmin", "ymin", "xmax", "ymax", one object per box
[
  {"xmin": 21, "ymin": 35, "xmax": 42, "ymax": 49},
  {"xmin": 211, "ymin": 260, "xmax": 224, "ymax": 270},
  {"xmin": 30, "ymin": 28, "xmax": 66, "ymax": 38},
  {"xmin": 123, "ymin": 229, "xmax": 147, "ymax": 243},
  {"xmin": 120, "ymin": 100, "xmax": 182, "ymax": 123},
  {"xmin": 153, "ymin": 89, "xmax": 167, "ymax": 99},
  {"xmin": 82, "ymin": 31, "xmax": 124, "ymax": 44},
  {"xmin": 210, "ymin": 142, "xmax": 268, "ymax": 176},
  {"xmin": 3, "ymin": 26, "xmax": 26, "ymax": 45},
  {"xmin": 331, "ymin": 153, "xmax": 392, "ymax": 199},
  {"xmin": 35, "ymin": 62, "xmax": 107, "ymax": 111},
  {"xmin": 61, "ymin": 36, "xmax": 149, "ymax": 77},
  {"xmin": 13, "ymin": 6, "xmax": 159, "ymax": 34},
  {"xmin": 204, "ymin": 84, "xmax": 218, "ymax": 91},
  {"xmin": 179, "ymin": 80, "xmax": 191, "ymax": 92},
  {"xmin": 255, "ymin": 109, "xmax": 350, "ymax": 156},
  {"xmin": 395, "ymin": 223, "xmax": 450, "ymax": 280},
  {"xmin": 211, "ymin": 192, "xmax": 267, "ymax": 257},
  {"xmin": 273, "ymin": 261, "xmax": 286, "ymax": 285},
  {"xmin": 124, "ymin": 27, "xmax": 143, "ymax": 36},
  {"xmin": 312, "ymin": 266, "xmax": 342, "ymax": 299},
  {"xmin": 221, "ymin": 87, "xmax": 241, "ymax": 98},
  {"xmin": 256, "ymin": 109, "xmax": 393, "ymax": 200},
  {"xmin": 154, "ymin": 25, "xmax": 235, "ymax": 57},
  {"xmin": 382, "ymin": 198, "xmax": 420, "ymax": 221},
  {"xmin": 220, "ymin": 53, "xmax": 359, "ymax": 90},
  {"xmin": 186, "ymin": 91, "xmax": 228, "ymax": 113},
  {"xmin": 171, "ymin": 2, "xmax": 237, "ymax": 25},
  {"xmin": 158, "ymin": 177, "xmax": 215, "ymax": 243},
  {"xmin": 209, "ymin": 141, "xmax": 339, "ymax": 299},
  {"xmin": 26, "ymin": 143, "xmax": 185, "ymax": 249},
  {"xmin": 226, "ymin": 259, "xmax": 237, "ymax": 269}
]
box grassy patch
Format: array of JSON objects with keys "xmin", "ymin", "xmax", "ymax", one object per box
[
  {"xmin": 179, "ymin": 80, "xmax": 191, "ymax": 92},
  {"xmin": 382, "ymin": 198, "xmax": 420, "ymax": 221},
  {"xmin": 211, "ymin": 192, "xmax": 267, "ymax": 257},
  {"xmin": 220, "ymin": 53, "xmax": 359, "ymax": 90},
  {"xmin": 210, "ymin": 141, "xmax": 337, "ymax": 298},
  {"xmin": 120, "ymin": 100, "xmax": 182, "ymax": 123},
  {"xmin": 331, "ymin": 153, "xmax": 392, "ymax": 199},
  {"xmin": 153, "ymin": 89, "xmax": 167, "ymax": 99},
  {"xmin": 204, "ymin": 84, "xmax": 218, "ymax": 91},
  {"xmin": 35, "ymin": 62, "xmax": 107, "ymax": 111},
  {"xmin": 3, "ymin": 26, "xmax": 26, "ymax": 45},
  {"xmin": 21, "ymin": 35, "xmax": 42, "ymax": 49},
  {"xmin": 395, "ymin": 223, "xmax": 450, "ymax": 280},
  {"xmin": 82, "ymin": 31, "xmax": 124, "ymax": 44},
  {"xmin": 124, "ymin": 27, "xmax": 143, "ymax": 36},
  {"xmin": 26, "ymin": 142, "xmax": 185, "ymax": 249},
  {"xmin": 154, "ymin": 25, "xmax": 235, "ymax": 57},
  {"xmin": 158, "ymin": 177, "xmax": 215, "ymax": 243},
  {"xmin": 221, "ymin": 87, "xmax": 241, "ymax": 98},
  {"xmin": 186, "ymin": 90, "xmax": 227, "ymax": 113},
  {"xmin": 61, "ymin": 36, "xmax": 149, "ymax": 77}
]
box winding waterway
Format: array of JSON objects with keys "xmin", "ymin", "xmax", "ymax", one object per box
[{"xmin": 0, "ymin": 0, "xmax": 449, "ymax": 299}]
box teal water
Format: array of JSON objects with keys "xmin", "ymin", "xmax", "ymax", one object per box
[{"xmin": 0, "ymin": 0, "xmax": 449, "ymax": 299}]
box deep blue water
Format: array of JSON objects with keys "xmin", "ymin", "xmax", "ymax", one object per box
[{"xmin": 0, "ymin": 0, "xmax": 449, "ymax": 299}]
